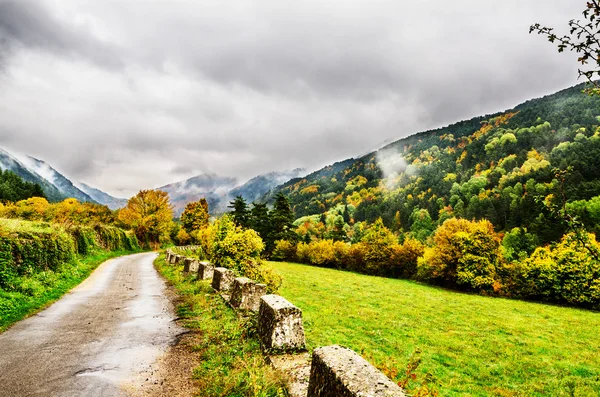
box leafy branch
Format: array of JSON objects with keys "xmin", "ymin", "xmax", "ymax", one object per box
[{"xmin": 530, "ymin": 1, "xmax": 600, "ymax": 95}]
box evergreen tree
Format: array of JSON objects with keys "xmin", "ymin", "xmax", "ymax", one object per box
[
  {"xmin": 319, "ymin": 212, "xmax": 327, "ymax": 224},
  {"xmin": 343, "ymin": 205, "xmax": 351, "ymax": 223},
  {"xmin": 0, "ymin": 170, "xmax": 46, "ymax": 202},
  {"xmin": 266, "ymin": 193, "xmax": 297, "ymax": 254},
  {"xmin": 228, "ymin": 195, "xmax": 250, "ymax": 228},
  {"xmin": 331, "ymin": 215, "xmax": 347, "ymax": 242},
  {"xmin": 249, "ymin": 202, "xmax": 271, "ymax": 242}
]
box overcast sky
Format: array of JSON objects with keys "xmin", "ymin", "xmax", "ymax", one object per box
[{"xmin": 0, "ymin": 0, "xmax": 585, "ymax": 198}]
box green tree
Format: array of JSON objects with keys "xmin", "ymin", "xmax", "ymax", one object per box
[
  {"xmin": 330, "ymin": 215, "xmax": 347, "ymax": 242},
  {"xmin": 343, "ymin": 204, "xmax": 351, "ymax": 223},
  {"xmin": 249, "ymin": 202, "xmax": 270, "ymax": 242},
  {"xmin": 228, "ymin": 195, "xmax": 250, "ymax": 228},
  {"xmin": 0, "ymin": 170, "xmax": 46, "ymax": 203},
  {"xmin": 267, "ymin": 193, "xmax": 297, "ymax": 254},
  {"xmin": 530, "ymin": 1, "xmax": 600, "ymax": 95},
  {"xmin": 180, "ymin": 198, "xmax": 209, "ymax": 233}
]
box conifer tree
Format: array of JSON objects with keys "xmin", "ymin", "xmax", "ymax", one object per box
[{"xmin": 228, "ymin": 195, "xmax": 250, "ymax": 228}]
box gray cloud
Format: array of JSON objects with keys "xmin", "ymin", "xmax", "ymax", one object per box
[
  {"xmin": 0, "ymin": 0, "xmax": 122, "ymax": 68},
  {"xmin": 0, "ymin": 0, "xmax": 586, "ymax": 197}
]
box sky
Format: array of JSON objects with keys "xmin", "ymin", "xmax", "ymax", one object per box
[{"xmin": 0, "ymin": 0, "xmax": 586, "ymax": 198}]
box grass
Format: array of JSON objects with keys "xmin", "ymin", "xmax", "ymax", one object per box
[
  {"xmin": 0, "ymin": 250, "xmax": 133, "ymax": 332},
  {"xmin": 269, "ymin": 261, "xmax": 600, "ymax": 397},
  {"xmin": 154, "ymin": 253, "xmax": 286, "ymax": 397}
]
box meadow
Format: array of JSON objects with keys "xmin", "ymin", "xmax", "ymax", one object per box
[{"xmin": 269, "ymin": 261, "xmax": 600, "ymax": 397}]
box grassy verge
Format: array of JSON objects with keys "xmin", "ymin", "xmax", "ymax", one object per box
[
  {"xmin": 0, "ymin": 250, "xmax": 134, "ymax": 331},
  {"xmin": 154, "ymin": 253, "xmax": 286, "ymax": 397},
  {"xmin": 269, "ymin": 261, "xmax": 600, "ymax": 397}
]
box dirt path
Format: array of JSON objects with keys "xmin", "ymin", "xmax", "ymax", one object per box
[{"xmin": 0, "ymin": 252, "xmax": 186, "ymax": 397}]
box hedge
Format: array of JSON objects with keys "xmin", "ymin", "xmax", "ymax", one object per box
[{"xmin": 0, "ymin": 219, "xmax": 139, "ymax": 290}]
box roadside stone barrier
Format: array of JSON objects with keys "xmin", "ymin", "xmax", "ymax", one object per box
[
  {"xmin": 169, "ymin": 253, "xmax": 177, "ymax": 264},
  {"xmin": 183, "ymin": 258, "xmax": 199, "ymax": 274},
  {"xmin": 165, "ymin": 251, "xmax": 172, "ymax": 263},
  {"xmin": 307, "ymin": 345, "xmax": 407, "ymax": 397},
  {"xmin": 258, "ymin": 295, "xmax": 305, "ymax": 351},
  {"xmin": 230, "ymin": 277, "xmax": 267, "ymax": 312},
  {"xmin": 211, "ymin": 267, "xmax": 235, "ymax": 292},
  {"xmin": 197, "ymin": 261, "xmax": 215, "ymax": 280}
]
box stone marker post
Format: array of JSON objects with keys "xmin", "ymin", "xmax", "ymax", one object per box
[
  {"xmin": 307, "ymin": 345, "xmax": 407, "ymax": 397},
  {"xmin": 258, "ymin": 295, "xmax": 305, "ymax": 351},
  {"xmin": 197, "ymin": 261, "xmax": 214, "ymax": 280},
  {"xmin": 183, "ymin": 258, "xmax": 199, "ymax": 274},
  {"xmin": 211, "ymin": 267, "xmax": 235, "ymax": 292},
  {"xmin": 230, "ymin": 277, "xmax": 267, "ymax": 312}
]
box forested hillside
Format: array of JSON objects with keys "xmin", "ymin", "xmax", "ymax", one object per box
[{"xmin": 269, "ymin": 83, "xmax": 600, "ymax": 245}]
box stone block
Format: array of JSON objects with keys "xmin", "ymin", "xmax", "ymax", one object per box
[
  {"xmin": 165, "ymin": 251, "xmax": 172, "ymax": 263},
  {"xmin": 258, "ymin": 295, "xmax": 305, "ymax": 351},
  {"xmin": 230, "ymin": 277, "xmax": 267, "ymax": 312},
  {"xmin": 197, "ymin": 261, "xmax": 214, "ymax": 280},
  {"xmin": 307, "ymin": 345, "xmax": 407, "ymax": 397},
  {"xmin": 211, "ymin": 267, "xmax": 234, "ymax": 292},
  {"xmin": 183, "ymin": 258, "xmax": 199, "ymax": 273},
  {"xmin": 169, "ymin": 253, "xmax": 177, "ymax": 264}
]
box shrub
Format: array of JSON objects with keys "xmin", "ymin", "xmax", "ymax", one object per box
[
  {"xmin": 0, "ymin": 220, "xmax": 76, "ymax": 290},
  {"xmin": 361, "ymin": 219, "xmax": 397, "ymax": 275},
  {"xmin": 417, "ymin": 218, "xmax": 501, "ymax": 292},
  {"xmin": 501, "ymin": 227, "xmax": 539, "ymax": 262},
  {"xmin": 211, "ymin": 216, "xmax": 264, "ymax": 270},
  {"xmin": 176, "ymin": 229, "xmax": 191, "ymax": 245},
  {"xmin": 272, "ymin": 240, "xmax": 297, "ymax": 262},
  {"xmin": 345, "ymin": 242, "xmax": 367, "ymax": 272},
  {"xmin": 388, "ymin": 238, "xmax": 426, "ymax": 279},
  {"xmin": 308, "ymin": 240, "xmax": 337, "ymax": 267},
  {"xmin": 208, "ymin": 215, "xmax": 280, "ymax": 292},
  {"xmin": 512, "ymin": 233, "xmax": 600, "ymax": 308}
]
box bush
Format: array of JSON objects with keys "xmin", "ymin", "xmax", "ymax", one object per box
[
  {"xmin": 417, "ymin": 218, "xmax": 501, "ymax": 292},
  {"xmin": 501, "ymin": 227, "xmax": 539, "ymax": 263},
  {"xmin": 175, "ymin": 229, "xmax": 191, "ymax": 245},
  {"xmin": 211, "ymin": 216, "xmax": 264, "ymax": 270},
  {"xmin": 0, "ymin": 219, "xmax": 138, "ymax": 290},
  {"xmin": 511, "ymin": 233, "xmax": 600, "ymax": 308},
  {"xmin": 388, "ymin": 238, "xmax": 426, "ymax": 279},
  {"xmin": 360, "ymin": 219, "xmax": 397, "ymax": 275},
  {"xmin": 0, "ymin": 220, "xmax": 76, "ymax": 290},
  {"xmin": 272, "ymin": 240, "xmax": 297, "ymax": 262},
  {"xmin": 207, "ymin": 215, "xmax": 280, "ymax": 292}
]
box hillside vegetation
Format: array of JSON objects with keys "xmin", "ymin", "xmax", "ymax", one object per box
[
  {"xmin": 270, "ymin": 261, "xmax": 600, "ymax": 397},
  {"xmin": 0, "ymin": 217, "xmax": 139, "ymax": 330},
  {"xmin": 268, "ymin": 84, "xmax": 600, "ymax": 242},
  {"xmin": 226, "ymin": 84, "xmax": 600, "ymax": 309}
]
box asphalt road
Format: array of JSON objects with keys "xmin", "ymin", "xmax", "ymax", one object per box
[{"xmin": 0, "ymin": 252, "xmax": 182, "ymax": 397}]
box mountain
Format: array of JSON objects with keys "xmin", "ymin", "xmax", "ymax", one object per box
[
  {"xmin": 77, "ymin": 183, "xmax": 128, "ymax": 210},
  {"xmin": 0, "ymin": 148, "xmax": 65, "ymax": 202},
  {"xmin": 0, "ymin": 148, "xmax": 98, "ymax": 204},
  {"xmin": 15, "ymin": 155, "xmax": 96, "ymax": 203},
  {"xmin": 229, "ymin": 169, "xmax": 306, "ymax": 203},
  {"xmin": 161, "ymin": 169, "xmax": 307, "ymax": 216},
  {"xmin": 266, "ymin": 82, "xmax": 600, "ymax": 245},
  {"xmin": 160, "ymin": 174, "xmax": 240, "ymax": 216}
]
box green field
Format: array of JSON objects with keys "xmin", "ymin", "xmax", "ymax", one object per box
[{"xmin": 269, "ymin": 261, "xmax": 600, "ymax": 397}]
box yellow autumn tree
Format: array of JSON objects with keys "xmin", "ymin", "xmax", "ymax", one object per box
[
  {"xmin": 180, "ymin": 198, "xmax": 209, "ymax": 233},
  {"xmin": 118, "ymin": 189, "xmax": 173, "ymax": 248}
]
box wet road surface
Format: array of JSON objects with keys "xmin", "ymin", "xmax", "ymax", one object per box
[{"xmin": 0, "ymin": 252, "xmax": 182, "ymax": 397}]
